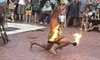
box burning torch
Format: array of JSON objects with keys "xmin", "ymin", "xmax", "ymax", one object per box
[{"xmin": 71, "ymin": 33, "xmax": 82, "ymax": 46}]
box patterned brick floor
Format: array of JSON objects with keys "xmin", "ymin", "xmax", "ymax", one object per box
[{"xmin": 0, "ymin": 26, "xmax": 100, "ymax": 60}]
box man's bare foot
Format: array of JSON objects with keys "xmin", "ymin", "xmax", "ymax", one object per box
[
  {"xmin": 50, "ymin": 48, "xmax": 57, "ymax": 55},
  {"xmin": 30, "ymin": 41, "xmax": 36, "ymax": 49}
]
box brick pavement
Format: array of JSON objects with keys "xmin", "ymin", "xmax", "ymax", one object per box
[{"xmin": 0, "ymin": 26, "xmax": 100, "ymax": 60}]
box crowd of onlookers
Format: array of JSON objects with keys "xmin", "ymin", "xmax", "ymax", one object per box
[{"xmin": 0, "ymin": 0, "xmax": 100, "ymax": 32}]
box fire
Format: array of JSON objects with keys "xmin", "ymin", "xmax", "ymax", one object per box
[
  {"xmin": 49, "ymin": 25, "xmax": 61, "ymax": 42},
  {"xmin": 73, "ymin": 33, "xmax": 82, "ymax": 45}
]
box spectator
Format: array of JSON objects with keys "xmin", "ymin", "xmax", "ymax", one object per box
[
  {"xmin": 14, "ymin": 0, "xmax": 19, "ymax": 20},
  {"xmin": 80, "ymin": 7, "xmax": 92, "ymax": 31},
  {"xmin": 66, "ymin": 0, "xmax": 80, "ymax": 27},
  {"xmin": 31, "ymin": 0, "xmax": 40, "ymax": 23},
  {"xmin": 9, "ymin": 0, "xmax": 17, "ymax": 22},
  {"xmin": 17, "ymin": 0, "xmax": 27, "ymax": 21},
  {"xmin": 79, "ymin": 0, "xmax": 88, "ymax": 26},
  {"xmin": 58, "ymin": 2, "xmax": 68, "ymax": 27},
  {"xmin": 25, "ymin": 0, "xmax": 32, "ymax": 22},
  {"xmin": 88, "ymin": 8, "xmax": 100, "ymax": 31},
  {"xmin": 39, "ymin": 1, "xmax": 52, "ymax": 25}
]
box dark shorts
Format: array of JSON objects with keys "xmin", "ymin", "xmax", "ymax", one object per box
[
  {"xmin": 89, "ymin": 20, "xmax": 100, "ymax": 25},
  {"xmin": 32, "ymin": 10, "xmax": 40, "ymax": 15}
]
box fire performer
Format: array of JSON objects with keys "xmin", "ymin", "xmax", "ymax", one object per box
[{"xmin": 30, "ymin": 3, "xmax": 82, "ymax": 54}]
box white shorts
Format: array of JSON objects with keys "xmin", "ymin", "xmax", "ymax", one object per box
[{"xmin": 58, "ymin": 15, "xmax": 65, "ymax": 22}]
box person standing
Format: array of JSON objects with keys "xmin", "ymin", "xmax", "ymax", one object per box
[
  {"xmin": 66, "ymin": 0, "xmax": 80, "ymax": 27},
  {"xmin": 17, "ymin": 0, "xmax": 27, "ymax": 21},
  {"xmin": 31, "ymin": 0, "xmax": 40, "ymax": 23},
  {"xmin": 9, "ymin": 0, "xmax": 16, "ymax": 22},
  {"xmin": 25, "ymin": 0, "xmax": 32, "ymax": 22}
]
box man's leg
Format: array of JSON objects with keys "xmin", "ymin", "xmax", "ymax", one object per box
[
  {"xmin": 30, "ymin": 40, "xmax": 54, "ymax": 50},
  {"xmin": 51, "ymin": 39, "xmax": 71, "ymax": 54}
]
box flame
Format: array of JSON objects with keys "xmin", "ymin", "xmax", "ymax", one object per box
[
  {"xmin": 49, "ymin": 25, "xmax": 61, "ymax": 42},
  {"xmin": 73, "ymin": 33, "xmax": 82, "ymax": 45}
]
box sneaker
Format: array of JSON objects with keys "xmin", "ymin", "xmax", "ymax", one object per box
[
  {"xmin": 84, "ymin": 29, "xmax": 88, "ymax": 31},
  {"xmin": 24, "ymin": 20, "xmax": 28, "ymax": 23},
  {"xmin": 28, "ymin": 20, "xmax": 31, "ymax": 22},
  {"xmin": 80, "ymin": 28, "xmax": 83, "ymax": 31},
  {"xmin": 44, "ymin": 22, "xmax": 47, "ymax": 26},
  {"xmin": 39, "ymin": 22, "xmax": 43, "ymax": 25}
]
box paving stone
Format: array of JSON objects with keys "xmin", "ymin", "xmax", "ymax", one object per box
[{"xmin": 0, "ymin": 25, "xmax": 100, "ymax": 60}]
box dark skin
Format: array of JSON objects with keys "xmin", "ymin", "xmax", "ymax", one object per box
[{"xmin": 30, "ymin": 3, "xmax": 75, "ymax": 54}]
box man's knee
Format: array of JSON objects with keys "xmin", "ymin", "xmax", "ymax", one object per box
[{"xmin": 60, "ymin": 39, "xmax": 71, "ymax": 45}]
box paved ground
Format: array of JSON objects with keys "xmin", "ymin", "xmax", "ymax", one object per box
[{"xmin": 0, "ymin": 22, "xmax": 100, "ymax": 60}]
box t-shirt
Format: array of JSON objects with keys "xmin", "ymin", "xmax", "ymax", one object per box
[
  {"xmin": 18, "ymin": 0, "xmax": 26, "ymax": 5},
  {"xmin": 42, "ymin": 5, "xmax": 52, "ymax": 11},
  {"xmin": 0, "ymin": 0, "xmax": 5, "ymax": 3},
  {"xmin": 26, "ymin": 3, "xmax": 31, "ymax": 10},
  {"xmin": 80, "ymin": 0, "xmax": 88, "ymax": 11},
  {"xmin": 31, "ymin": 0, "xmax": 40, "ymax": 10}
]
